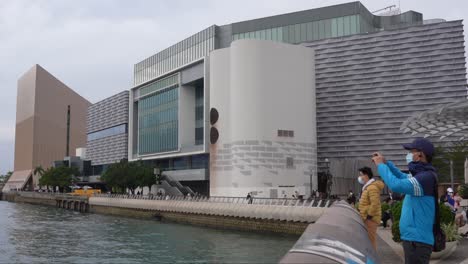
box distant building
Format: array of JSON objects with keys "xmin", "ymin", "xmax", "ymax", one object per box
[
  {"xmin": 3, "ymin": 65, "xmax": 90, "ymax": 191},
  {"xmin": 86, "ymin": 91, "xmax": 129, "ymax": 175}
]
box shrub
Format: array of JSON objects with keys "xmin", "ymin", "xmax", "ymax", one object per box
[
  {"xmin": 391, "ymin": 201, "xmax": 403, "ymax": 222},
  {"xmin": 381, "ymin": 202, "xmax": 390, "ymax": 216},
  {"xmin": 392, "ymin": 220, "xmax": 401, "ymax": 242},
  {"xmin": 441, "ymin": 222, "xmax": 461, "ymax": 242},
  {"xmin": 458, "ymin": 184, "xmax": 468, "ymax": 199},
  {"xmin": 439, "ymin": 203, "xmax": 455, "ymax": 225}
]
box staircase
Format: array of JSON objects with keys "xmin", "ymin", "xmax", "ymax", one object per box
[{"xmin": 160, "ymin": 174, "xmax": 195, "ymax": 196}]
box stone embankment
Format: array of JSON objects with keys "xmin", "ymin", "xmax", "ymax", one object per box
[{"xmin": 2, "ymin": 192, "xmax": 332, "ymax": 235}]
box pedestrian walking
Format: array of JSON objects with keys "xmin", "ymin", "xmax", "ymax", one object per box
[
  {"xmin": 357, "ymin": 166, "xmax": 384, "ymax": 250},
  {"xmin": 347, "ymin": 190, "xmax": 356, "ymax": 205},
  {"xmin": 372, "ymin": 138, "xmax": 442, "ymax": 263}
]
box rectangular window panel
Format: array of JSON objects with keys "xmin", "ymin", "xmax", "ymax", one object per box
[
  {"xmin": 138, "ymin": 86, "xmax": 179, "ymax": 154},
  {"xmin": 277, "ymin": 27, "xmax": 283, "ymax": 42},
  {"xmin": 324, "ymin": 19, "xmax": 332, "ymax": 38},
  {"xmin": 337, "ymin": 16, "xmax": 344, "ymax": 36},
  {"xmin": 312, "ymin": 21, "xmax": 319, "ymax": 40},
  {"xmin": 331, "ymin": 18, "xmax": 338, "ymax": 37},
  {"xmin": 288, "ymin": 25, "xmax": 295, "ymax": 43},
  {"xmin": 260, "ymin": 29, "xmax": 266, "ymax": 40},
  {"xmin": 286, "ymin": 157, "xmax": 294, "ymax": 169},
  {"xmin": 272, "ymin": 28, "xmax": 278, "ymax": 41},
  {"xmin": 282, "ymin": 26, "xmax": 289, "ymax": 43},
  {"xmin": 306, "ymin": 22, "xmax": 313, "ymax": 41},
  {"xmin": 266, "ymin": 28, "xmax": 272, "ymax": 40},
  {"xmin": 300, "ymin": 23, "xmax": 307, "ymax": 42},
  {"xmin": 294, "ymin": 24, "xmax": 301, "ymax": 43},
  {"xmin": 318, "ymin": 20, "xmax": 325, "ymax": 39},
  {"xmin": 344, "ymin": 16, "xmax": 351, "ymax": 35}
]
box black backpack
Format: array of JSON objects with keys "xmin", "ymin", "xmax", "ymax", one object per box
[{"xmin": 432, "ymin": 172, "xmax": 446, "ymax": 252}]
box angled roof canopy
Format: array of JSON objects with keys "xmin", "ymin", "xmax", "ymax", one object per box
[{"xmin": 401, "ymin": 99, "xmax": 468, "ymax": 140}]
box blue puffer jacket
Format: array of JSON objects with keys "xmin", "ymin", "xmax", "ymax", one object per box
[{"xmin": 377, "ymin": 161, "xmax": 436, "ymax": 246}]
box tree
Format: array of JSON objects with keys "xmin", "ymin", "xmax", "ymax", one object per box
[
  {"xmin": 34, "ymin": 166, "xmax": 45, "ymax": 188},
  {"xmin": 101, "ymin": 159, "xmax": 155, "ymax": 194},
  {"xmin": 33, "ymin": 166, "xmax": 45, "ymax": 177},
  {"xmin": 0, "ymin": 171, "xmax": 13, "ymax": 183},
  {"xmin": 39, "ymin": 166, "xmax": 79, "ymax": 192},
  {"xmin": 432, "ymin": 141, "xmax": 468, "ymax": 183},
  {"xmin": 134, "ymin": 160, "xmax": 156, "ymax": 193}
]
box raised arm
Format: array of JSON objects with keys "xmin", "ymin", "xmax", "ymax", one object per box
[
  {"xmin": 377, "ymin": 163, "xmax": 423, "ymax": 196},
  {"xmin": 386, "ymin": 161, "xmax": 411, "ymax": 179}
]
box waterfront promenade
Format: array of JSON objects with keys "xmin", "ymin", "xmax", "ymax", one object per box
[{"xmin": 377, "ymin": 226, "xmax": 468, "ymax": 263}]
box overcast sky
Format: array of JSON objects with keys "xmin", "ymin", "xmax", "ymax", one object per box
[{"xmin": 0, "ymin": 0, "xmax": 467, "ymax": 174}]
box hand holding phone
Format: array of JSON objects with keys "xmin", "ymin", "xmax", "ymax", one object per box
[{"xmin": 372, "ymin": 152, "xmax": 385, "ymax": 165}]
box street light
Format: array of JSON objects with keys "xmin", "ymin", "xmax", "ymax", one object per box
[{"xmin": 324, "ymin": 158, "xmax": 332, "ymax": 198}]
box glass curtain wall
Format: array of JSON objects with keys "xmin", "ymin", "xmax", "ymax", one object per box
[
  {"xmin": 138, "ymin": 86, "xmax": 179, "ymax": 154},
  {"xmin": 232, "ymin": 14, "xmax": 361, "ymax": 43},
  {"xmin": 195, "ymin": 85, "xmax": 204, "ymax": 145},
  {"xmin": 134, "ymin": 26, "xmax": 216, "ymax": 85}
]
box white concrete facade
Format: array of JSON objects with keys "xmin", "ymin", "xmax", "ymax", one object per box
[{"xmin": 209, "ymin": 39, "xmax": 317, "ymax": 198}]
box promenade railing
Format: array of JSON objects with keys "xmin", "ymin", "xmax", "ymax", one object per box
[{"xmin": 93, "ymin": 193, "xmax": 336, "ymax": 208}]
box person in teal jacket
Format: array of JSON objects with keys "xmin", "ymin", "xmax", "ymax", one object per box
[{"xmin": 372, "ymin": 138, "xmax": 437, "ymax": 264}]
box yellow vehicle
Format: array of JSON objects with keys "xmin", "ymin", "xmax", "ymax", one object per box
[{"xmin": 71, "ymin": 187, "xmax": 101, "ymax": 197}]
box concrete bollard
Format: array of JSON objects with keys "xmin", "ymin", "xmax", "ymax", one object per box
[{"xmin": 280, "ymin": 201, "xmax": 378, "ymax": 264}]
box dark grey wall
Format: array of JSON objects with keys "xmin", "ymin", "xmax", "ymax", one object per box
[
  {"xmin": 86, "ymin": 91, "xmax": 129, "ymax": 166},
  {"xmin": 304, "ymin": 20, "xmax": 467, "ymax": 172}
]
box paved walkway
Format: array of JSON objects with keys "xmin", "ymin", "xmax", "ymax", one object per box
[{"xmin": 376, "ymin": 226, "xmax": 468, "ymax": 264}]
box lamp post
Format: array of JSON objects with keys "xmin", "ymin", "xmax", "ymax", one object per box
[
  {"xmin": 450, "ymin": 159, "xmax": 454, "ymax": 191},
  {"xmin": 325, "ymin": 158, "xmax": 332, "ymax": 198}
]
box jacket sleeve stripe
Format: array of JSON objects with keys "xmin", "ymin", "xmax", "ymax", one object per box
[{"xmin": 409, "ymin": 177, "xmax": 423, "ymax": 196}]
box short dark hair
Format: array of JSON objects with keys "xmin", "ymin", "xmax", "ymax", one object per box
[{"xmin": 359, "ymin": 166, "xmax": 374, "ymax": 179}]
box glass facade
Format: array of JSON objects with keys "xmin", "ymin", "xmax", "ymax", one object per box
[
  {"xmin": 232, "ymin": 15, "xmax": 361, "ymax": 43},
  {"xmin": 138, "ymin": 86, "xmax": 179, "ymax": 154},
  {"xmin": 134, "ymin": 26, "xmax": 216, "ymax": 85},
  {"xmin": 195, "ymin": 84, "xmax": 204, "ymax": 145},
  {"xmin": 140, "ymin": 74, "xmax": 178, "ymax": 97},
  {"xmin": 87, "ymin": 124, "xmax": 127, "ymax": 141}
]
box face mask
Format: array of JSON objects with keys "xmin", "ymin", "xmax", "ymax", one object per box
[
  {"xmin": 358, "ymin": 176, "xmax": 365, "ymax": 185},
  {"xmin": 406, "ymin": 153, "xmax": 413, "ymax": 164}
]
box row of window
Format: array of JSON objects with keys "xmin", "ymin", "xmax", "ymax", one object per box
[
  {"xmin": 143, "ymin": 154, "xmax": 209, "ymax": 171},
  {"xmin": 138, "ymin": 87, "xmax": 179, "ymax": 154},
  {"xmin": 232, "ymin": 15, "xmax": 363, "ymax": 44},
  {"xmin": 278, "ymin": 130, "xmax": 294, "ymax": 137},
  {"xmin": 87, "ymin": 124, "xmax": 127, "ymax": 141},
  {"xmin": 135, "ymin": 26, "xmax": 215, "ymax": 71},
  {"xmin": 140, "ymin": 74, "xmax": 179, "ymax": 96},
  {"xmin": 134, "ymin": 37, "xmax": 215, "ymax": 85},
  {"xmin": 195, "ymin": 85, "xmax": 204, "ymax": 145}
]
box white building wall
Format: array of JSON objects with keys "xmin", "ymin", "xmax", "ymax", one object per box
[{"xmin": 210, "ymin": 39, "xmax": 317, "ymax": 198}]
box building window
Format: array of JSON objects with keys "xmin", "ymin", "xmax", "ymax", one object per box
[
  {"xmin": 138, "ymin": 86, "xmax": 179, "ymax": 154},
  {"xmin": 87, "ymin": 124, "xmax": 127, "ymax": 141},
  {"xmin": 277, "ymin": 130, "xmax": 294, "ymax": 137},
  {"xmin": 286, "ymin": 157, "xmax": 294, "ymax": 169}
]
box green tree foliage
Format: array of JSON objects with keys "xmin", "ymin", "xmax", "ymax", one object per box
[
  {"xmin": 39, "ymin": 166, "xmax": 79, "ymax": 192},
  {"xmin": 392, "ymin": 221, "xmax": 401, "ymax": 242},
  {"xmin": 432, "ymin": 141, "xmax": 468, "ymax": 183},
  {"xmin": 33, "ymin": 166, "xmax": 45, "ymax": 177},
  {"xmin": 101, "ymin": 159, "xmax": 155, "ymax": 194},
  {"xmin": 0, "ymin": 171, "xmax": 13, "ymax": 183},
  {"xmin": 457, "ymin": 184, "xmax": 468, "ymax": 199}
]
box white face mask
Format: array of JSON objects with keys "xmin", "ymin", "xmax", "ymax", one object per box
[
  {"xmin": 358, "ymin": 176, "xmax": 365, "ymax": 185},
  {"xmin": 406, "ymin": 153, "xmax": 414, "ymax": 164}
]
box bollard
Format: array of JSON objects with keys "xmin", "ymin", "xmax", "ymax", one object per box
[{"xmin": 280, "ymin": 201, "xmax": 378, "ymax": 264}]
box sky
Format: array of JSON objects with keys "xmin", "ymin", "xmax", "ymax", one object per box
[{"xmin": 0, "ymin": 0, "xmax": 467, "ymax": 174}]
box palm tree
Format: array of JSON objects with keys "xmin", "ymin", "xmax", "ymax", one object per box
[{"xmin": 33, "ymin": 166, "xmax": 45, "ymax": 189}]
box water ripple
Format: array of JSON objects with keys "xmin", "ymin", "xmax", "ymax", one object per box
[{"xmin": 0, "ymin": 201, "xmax": 297, "ymax": 264}]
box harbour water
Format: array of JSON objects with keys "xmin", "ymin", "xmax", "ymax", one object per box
[{"xmin": 0, "ymin": 201, "xmax": 297, "ymax": 263}]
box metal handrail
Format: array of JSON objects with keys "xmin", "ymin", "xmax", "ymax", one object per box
[
  {"xmin": 8, "ymin": 191, "xmax": 337, "ymax": 208},
  {"xmin": 89, "ymin": 192, "xmax": 337, "ymax": 208}
]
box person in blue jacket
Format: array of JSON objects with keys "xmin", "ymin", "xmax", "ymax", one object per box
[{"xmin": 372, "ymin": 138, "xmax": 437, "ymax": 264}]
